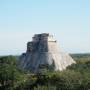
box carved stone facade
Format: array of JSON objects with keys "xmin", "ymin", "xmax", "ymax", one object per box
[{"xmin": 18, "ymin": 33, "xmax": 76, "ymax": 73}]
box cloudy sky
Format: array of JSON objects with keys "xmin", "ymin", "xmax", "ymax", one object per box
[{"xmin": 0, "ymin": 0, "xmax": 90, "ymax": 55}]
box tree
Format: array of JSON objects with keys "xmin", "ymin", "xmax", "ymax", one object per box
[{"xmin": 0, "ymin": 56, "xmax": 22, "ymax": 90}]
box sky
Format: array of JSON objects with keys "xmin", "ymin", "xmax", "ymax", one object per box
[{"xmin": 0, "ymin": 0, "xmax": 90, "ymax": 55}]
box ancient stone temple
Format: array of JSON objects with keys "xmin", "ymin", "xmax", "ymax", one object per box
[{"xmin": 18, "ymin": 33, "xmax": 76, "ymax": 73}]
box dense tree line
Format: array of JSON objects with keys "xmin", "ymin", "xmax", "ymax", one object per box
[{"xmin": 0, "ymin": 54, "xmax": 90, "ymax": 90}]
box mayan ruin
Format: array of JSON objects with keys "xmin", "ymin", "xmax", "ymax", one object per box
[{"xmin": 18, "ymin": 33, "xmax": 76, "ymax": 73}]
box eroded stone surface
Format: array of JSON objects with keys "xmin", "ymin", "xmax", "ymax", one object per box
[{"xmin": 18, "ymin": 33, "xmax": 76, "ymax": 73}]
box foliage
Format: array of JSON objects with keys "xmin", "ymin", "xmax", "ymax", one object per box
[
  {"xmin": 0, "ymin": 56, "xmax": 25, "ymax": 90},
  {"xmin": 34, "ymin": 85, "xmax": 56, "ymax": 90},
  {"xmin": 0, "ymin": 54, "xmax": 90, "ymax": 90}
]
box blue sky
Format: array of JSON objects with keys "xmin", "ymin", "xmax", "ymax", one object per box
[{"xmin": 0, "ymin": 0, "xmax": 90, "ymax": 55}]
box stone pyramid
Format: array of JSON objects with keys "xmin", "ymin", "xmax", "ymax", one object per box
[{"xmin": 18, "ymin": 33, "xmax": 76, "ymax": 73}]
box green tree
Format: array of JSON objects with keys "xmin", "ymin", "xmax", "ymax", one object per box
[{"xmin": 0, "ymin": 56, "xmax": 23, "ymax": 90}]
